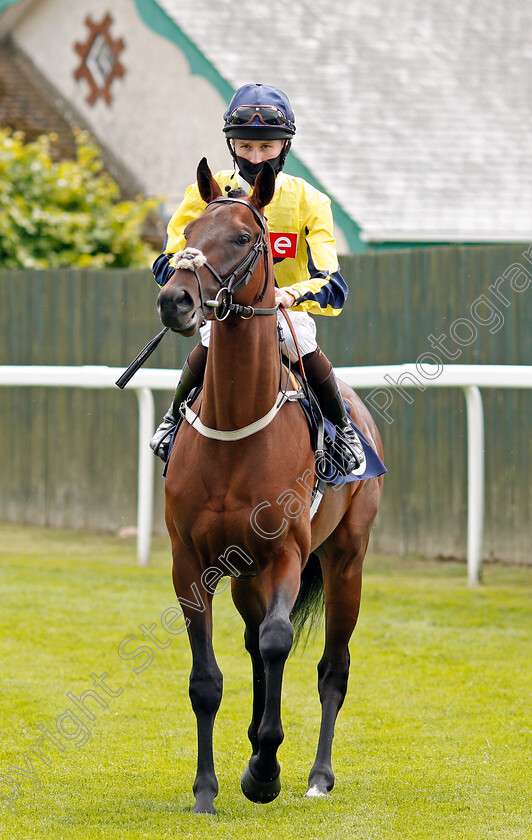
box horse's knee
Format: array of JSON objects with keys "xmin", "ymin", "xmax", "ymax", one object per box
[
  {"xmin": 189, "ymin": 666, "xmax": 223, "ymax": 715},
  {"xmin": 259, "ymin": 614, "xmax": 294, "ymax": 664}
]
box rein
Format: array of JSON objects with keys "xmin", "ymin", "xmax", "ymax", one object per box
[{"xmin": 173, "ymin": 196, "xmax": 278, "ymax": 322}]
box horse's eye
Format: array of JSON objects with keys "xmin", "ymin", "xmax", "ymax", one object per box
[{"xmin": 237, "ymin": 234, "xmax": 251, "ymax": 245}]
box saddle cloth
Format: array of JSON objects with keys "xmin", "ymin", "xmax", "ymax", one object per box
[{"xmin": 318, "ymin": 405, "xmax": 386, "ymax": 484}]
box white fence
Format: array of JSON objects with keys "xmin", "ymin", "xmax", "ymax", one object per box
[{"xmin": 1, "ymin": 364, "xmax": 531, "ymax": 586}]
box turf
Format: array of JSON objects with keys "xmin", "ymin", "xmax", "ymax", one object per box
[{"xmin": 0, "ymin": 523, "xmax": 530, "ymax": 839}]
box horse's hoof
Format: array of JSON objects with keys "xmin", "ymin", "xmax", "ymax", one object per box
[
  {"xmin": 304, "ymin": 784, "xmax": 328, "ymax": 798},
  {"xmin": 192, "ymin": 796, "xmax": 216, "ymax": 815},
  {"xmin": 305, "ymin": 770, "xmax": 334, "ymax": 798},
  {"xmin": 240, "ymin": 764, "xmax": 281, "ymax": 803},
  {"xmin": 192, "ymin": 805, "xmax": 216, "ymax": 815}
]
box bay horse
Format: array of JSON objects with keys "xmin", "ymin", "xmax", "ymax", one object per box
[{"xmin": 157, "ymin": 158, "xmax": 384, "ymax": 814}]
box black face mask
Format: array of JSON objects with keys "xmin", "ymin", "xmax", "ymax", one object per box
[{"xmin": 235, "ymin": 150, "xmax": 284, "ymax": 186}]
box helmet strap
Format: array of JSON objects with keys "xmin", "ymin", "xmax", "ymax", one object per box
[
  {"xmin": 279, "ymin": 139, "xmax": 292, "ymax": 169},
  {"xmin": 227, "ymin": 137, "xmax": 238, "ymax": 169}
]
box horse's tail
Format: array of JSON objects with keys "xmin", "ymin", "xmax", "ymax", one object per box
[{"xmin": 291, "ymin": 552, "xmax": 324, "ymax": 650}]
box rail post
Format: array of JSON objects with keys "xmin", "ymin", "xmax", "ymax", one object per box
[
  {"xmin": 463, "ymin": 386, "xmax": 484, "ymax": 587},
  {"xmin": 135, "ymin": 387, "xmax": 155, "ymax": 567}
]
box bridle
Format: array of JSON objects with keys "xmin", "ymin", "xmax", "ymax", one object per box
[
  {"xmin": 176, "ymin": 196, "xmax": 278, "ymax": 323},
  {"xmin": 175, "ymin": 196, "xmax": 308, "ymax": 444}
]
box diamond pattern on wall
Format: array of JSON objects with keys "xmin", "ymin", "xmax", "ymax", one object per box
[{"xmin": 74, "ymin": 13, "xmax": 125, "ymax": 106}]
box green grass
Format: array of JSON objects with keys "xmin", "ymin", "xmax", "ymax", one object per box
[{"xmin": 0, "ymin": 523, "xmax": 531, "ymax": 840}]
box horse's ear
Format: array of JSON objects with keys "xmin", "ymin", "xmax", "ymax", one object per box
[
  {"xmin": 251, "ymin": 162, "xmax": 276, "ymax": 213},
  {"xmin": 197, "ymin": 157, "xmax": 223, "ymax": 204}
]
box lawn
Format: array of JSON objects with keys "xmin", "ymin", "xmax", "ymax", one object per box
[{"xmin": 0, "ymin": 523, "xmax": 530, "ymax": 840}]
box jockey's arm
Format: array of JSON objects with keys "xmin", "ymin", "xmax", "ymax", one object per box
[
  {"xmin": 152, "ymin": 183, "xmax": 206, "ymax": 287},
  {"xmin": 277, "ymin": 187, "xmax": 348, "ymax": 316}
]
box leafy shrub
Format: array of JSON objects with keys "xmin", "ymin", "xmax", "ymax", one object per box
[{"xmin": 0, "ymin": 128, "xmax": 158, "ymax": 268}]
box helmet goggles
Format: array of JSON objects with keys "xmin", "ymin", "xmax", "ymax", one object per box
[{"xmin": 226, "ymin": 104, "xmax": 295, "ymax": 131}]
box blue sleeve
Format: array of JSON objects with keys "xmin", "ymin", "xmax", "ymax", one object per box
[
  {"xmin": 152, "ymin": 253, "xmax": 175, "ymax": 287},
  {"xmin": 152, "ymin": 234, "xmax": 175, "ymax": 287}
]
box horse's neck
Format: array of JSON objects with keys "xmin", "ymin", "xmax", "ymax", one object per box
[{"xmin": 201, "ymin": 315, "xmax": 280, "ymax": 431}]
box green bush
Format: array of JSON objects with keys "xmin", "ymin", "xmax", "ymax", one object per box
[{"xmin": 0, "ymin": 128, "xmax": 159, "ymax": 268}]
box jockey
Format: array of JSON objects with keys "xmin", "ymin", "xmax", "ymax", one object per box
[{"xmin": 150, "ymin": 83, "xmax": 365, "ymax": 473}]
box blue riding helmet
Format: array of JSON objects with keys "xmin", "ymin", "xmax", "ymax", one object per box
[{"xmin": 223, "ymin": 83, "xmax": 296, "ymax": 139}]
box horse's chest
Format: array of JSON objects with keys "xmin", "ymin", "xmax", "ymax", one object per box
[
  {"xmin": 167, "ymin": 433, "xmax": 312, "ymax": 557},
  {"xmin": 171, "ymin": 475, "xmax": 298, "ymax": 558}
]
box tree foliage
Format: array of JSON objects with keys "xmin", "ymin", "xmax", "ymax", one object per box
[{"xmin": 0, "ymin": 129, "xmax": 158, "ymax": 268}]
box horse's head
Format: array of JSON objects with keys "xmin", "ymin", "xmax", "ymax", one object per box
[{"xmin": 157, "ymin": 158, "xmax": 275, "ymax": 336}]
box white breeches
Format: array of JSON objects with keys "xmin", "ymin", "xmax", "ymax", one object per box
[{"xmin": 199, "ymin": 309, "xmax": 317, "ymax": 362}]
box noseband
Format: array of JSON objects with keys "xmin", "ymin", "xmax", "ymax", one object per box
[{"xmin": 173, "ymin": 196, "xmax": 278, "ymax": 322}]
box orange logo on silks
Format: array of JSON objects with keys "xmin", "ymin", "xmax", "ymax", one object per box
[{"xmin": 270, "ymin": 232, "xmax": 298, "ymax": 259}]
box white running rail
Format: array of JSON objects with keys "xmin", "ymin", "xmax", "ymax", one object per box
[{"xmin": 1, "ymin": 364, "xmax": 531, "ymax": 584}]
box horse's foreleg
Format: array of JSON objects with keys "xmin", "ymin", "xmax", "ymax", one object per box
[
  {"xmin": 172, "ymin": 557, "xmax": 222, "ymax": 815},
  {"xmin": 240, "ymin": 563, "xmax": 300, "ymax": 804},
  {"xmin": 187, "ymin": 611, "xmax": 223, "ymax": 814},
  {"xmin": 306, "ymin": 541, "xmax": 366, "ymax": 798}
]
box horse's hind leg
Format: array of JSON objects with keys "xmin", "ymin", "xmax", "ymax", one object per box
[
  {"xmin": 244, "ymin": 625, "xmax": 266, "ymax": 755},
  {"xmin": 305, "ymin": 535, "xmax": 368, "ymax": 798},
  {"xmin": 232, "ymin": 580, "xmax": 266, "ymax": 755}
]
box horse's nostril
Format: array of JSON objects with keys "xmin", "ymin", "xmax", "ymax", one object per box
[
  {"xmin": 173, "ymin": 288, "xmax": 187, "ymax": 305},
  {"xmin": 157, "ymin": 284, "xmax": 197, "ymax": 330},
  {"xmin": 158, "ymin": 287, "xmax": 193, "ymax": 314}
]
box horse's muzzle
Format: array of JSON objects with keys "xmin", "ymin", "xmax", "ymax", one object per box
[{"xmin": 157, "ymin": 286, "xmax": 200, "ymax": 334}]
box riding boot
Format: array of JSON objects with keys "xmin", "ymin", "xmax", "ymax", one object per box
[
  {"xmin": 149, "ymin": 343, "xmax": 208, "ymax": 461},
  {"xmin": 302, "ymin": 348, "xmax": 366, "ymax": 474}
]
